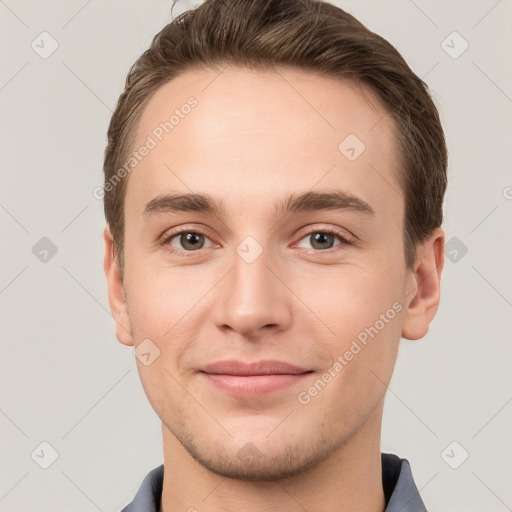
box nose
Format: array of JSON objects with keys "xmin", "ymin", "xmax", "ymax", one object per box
[{"xmin": 211, "ymin": 243, "xmax": 292, "ymax": 340}]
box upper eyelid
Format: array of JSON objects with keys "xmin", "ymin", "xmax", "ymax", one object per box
[{"xmin": 295, "ymin": 225, "xmax": 354, "ymax": 242}]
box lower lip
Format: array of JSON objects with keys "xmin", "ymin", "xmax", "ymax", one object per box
[{"xmin": 200, "ymin": 372, "xmax": 312, "ymax": 397}]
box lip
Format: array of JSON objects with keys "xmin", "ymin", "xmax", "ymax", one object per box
[
  {"xmin": 201, "ymin": 359, "xmax": 310, "ymax": 376},
  {"xmin": 199, "ymin": 360, "xmax": 313, "ymax": 397}
]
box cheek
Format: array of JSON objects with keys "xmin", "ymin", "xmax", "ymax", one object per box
[
  {"xmin": 299, "ymin": 298, "xmax": 402, "ymax": 427},
  {"xmin": 308, "ymin": 263, "xmax": 404, "ymax": 389},
  {"xmin": 125, "ymin": 256, "xmax": 208, "ymax": 335},
  {"xmin": 122, "ymin": 263, "xmax": 197, "ymax": 403},
  {"xmin": 305, "ymin": 260, "xmax": 403, "ymax": 337}
]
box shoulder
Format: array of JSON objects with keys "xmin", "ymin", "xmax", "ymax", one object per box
[
  {"xmin": 120, "ymin": 464, "xmax": 164, "ymax": 512},
  {"xmin": 382, "ymin": 453, "xmax": 428, "ymax": 512}
]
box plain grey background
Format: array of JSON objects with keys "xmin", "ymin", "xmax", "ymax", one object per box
[{"xmin": 1, "ymin": 0, "xmax": 511, "ymax": 510}]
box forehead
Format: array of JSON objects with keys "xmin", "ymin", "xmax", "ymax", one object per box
[{"xmin": 125, "ymin": 65, "xmax": 402, "ymax": 223}]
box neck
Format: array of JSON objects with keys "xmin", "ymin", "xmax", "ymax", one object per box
[{"xmin": 160, "ymin": 406, "xmax": 386, "ymax": 512}]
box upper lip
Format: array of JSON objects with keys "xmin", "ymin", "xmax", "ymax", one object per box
[{"xmin": 201, "ymin": 360, "xmax": 311, "ymax": 376}]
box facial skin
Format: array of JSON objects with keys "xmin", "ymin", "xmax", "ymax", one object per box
[{"xmin": 104, "ymin": 66, "xmax": 444, "ymax": 512}]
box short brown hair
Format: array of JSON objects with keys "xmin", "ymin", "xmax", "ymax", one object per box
[{"xmin": 103, "ymin": 0, "xmax": 447, "ymax": 277}]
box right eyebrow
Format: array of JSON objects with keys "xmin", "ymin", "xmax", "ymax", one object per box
[{"xmin": 142, "ymin": 193, "xmax": 227, "ymax": 219}]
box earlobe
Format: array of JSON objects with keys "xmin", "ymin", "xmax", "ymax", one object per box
[
  {"xmin": 103, "ymin": 225, "xmax": 134, "ymax": 346},
  {"xmin": 401, "ymin": 227, "xmax": 445, "ymax": 340}
]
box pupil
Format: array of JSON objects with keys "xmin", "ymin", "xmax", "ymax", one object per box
[
  {"xmin": 312, "ymin": 232, "xmax": 333, "ymax": 250},
  {"xmin": 182, "ymin": 233, "xmax": 203, "ymax": 250}
]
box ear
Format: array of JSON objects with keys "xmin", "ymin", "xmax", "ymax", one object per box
[
  {"xmin": 401, "ymin": 227, "xmax": 445, "ymax": 340},
  {"xmin": 103, "ymin": 225, "xmax": 134, "ymax": 346}
]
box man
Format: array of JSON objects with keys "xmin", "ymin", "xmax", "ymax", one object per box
[{"xmin": 102, "ymin": 0, "xmax": 447, "ymax": 510}]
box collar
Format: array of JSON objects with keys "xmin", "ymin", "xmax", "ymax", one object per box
[{"xmin": 121, "ymin": 452, "xmax": 427, "ymax": 512}]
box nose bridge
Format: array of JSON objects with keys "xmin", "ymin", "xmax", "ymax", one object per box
[
  {"xmin": 211, "ymin": 235, "xmax": 291, "ymax": 337},
  {"xmin": 232, "ymin": 238, "xmax": 273, "ymax": 301}
]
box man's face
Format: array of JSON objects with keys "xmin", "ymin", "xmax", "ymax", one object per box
[{"xmin": 112, "ymin": 66, "xmax": 415, "ymax": 479}]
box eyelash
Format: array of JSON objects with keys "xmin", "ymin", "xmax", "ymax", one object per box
[{"xmin": 160, "ymin": 226, "xmax": 354, "ymax": 258}]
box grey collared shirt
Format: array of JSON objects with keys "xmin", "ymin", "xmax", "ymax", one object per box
[{"xmin": 121, "ymin": 452, "xmax": 427, "ymax": 512}]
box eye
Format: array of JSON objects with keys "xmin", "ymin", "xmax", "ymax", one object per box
[
  {"xmin": 295, "ymin": 228, "xmax": 353, "ymax": 251},
  {"xmin": 161, "ymin": 228, "xmax": 215, "ymax": 255},
  {"xmin": 160, "ymin": 226, "xmax": 353, "ymax": 257}
]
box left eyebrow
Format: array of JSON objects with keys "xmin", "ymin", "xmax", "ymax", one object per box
[
  {"xmin": 141, "ymin": 190, "xmax": 375, "ymax": 220},
  {"xmin": 275, "ymin": 190, "xmax": 375, "ymax": 216}
]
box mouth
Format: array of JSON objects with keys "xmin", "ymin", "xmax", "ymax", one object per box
[{"xmin": 199, "ymin": 360, "xmax": 314, "ymax": 397}]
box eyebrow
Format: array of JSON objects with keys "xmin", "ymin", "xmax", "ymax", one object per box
[{"xmin": 142, "ymin": 190, "xmax": 375, "ymax": 219}]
